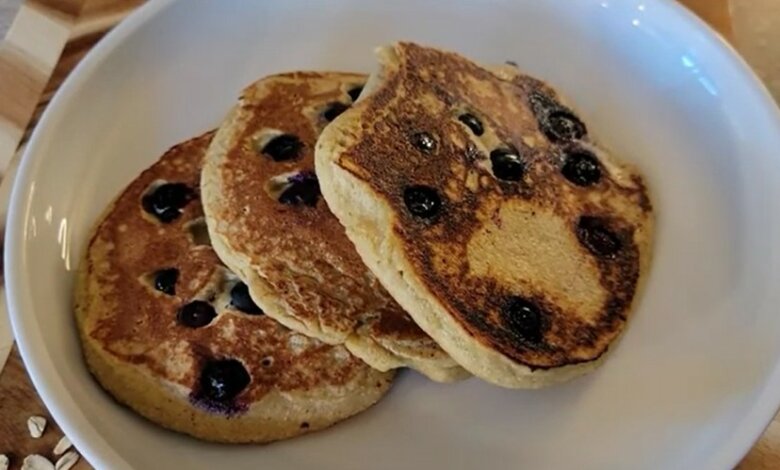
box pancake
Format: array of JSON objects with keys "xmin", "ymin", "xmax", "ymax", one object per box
[
  {"xmin": 74, "ymin": 132, "xmax": 394, "ymax": 443},
  {"xmin": 201, "ymin": 72, "xmax": 467, "ymax": 382},
  {"xmin": 315, "ymin": 43, "xmax": 654, "ymax": 388}
]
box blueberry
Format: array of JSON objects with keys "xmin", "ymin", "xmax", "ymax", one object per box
[
  {"xmin": 279, "ymin": 172, "xmax": 320, "ymax": 207},
  {"xmin": 153, "ymin": 268, "xmax": 178, "ymax": 296},
  {"xmin": 490, "ymin": 147, "xmax": 525, "ymax": 182},
  {"xmin": 347, "ymin": 86, "xmax": 364, "ymax": 102},
  {"xmin": 547, "ymin": 110, "xmax": 586, "ymax": 142},
  {"xmin": 142, "ymin": 183, "xmax": 194, "ymax": 223},
  {"xmin": 501, "ymin": 296, "xmax": 544, "ymax": 344},
  {"xmin": 562, "ymin": 150, "xmax": 601, "ymax": 186},
  {"xmin": 458, "ymin": 113, "xmax": 484, "ymax": 136},
  {"xmin": 410, "ymin": 132, "xmax": 437, "ymax": 154},
  {"xmin": 403, "ymin": 185, "xmax": 441, "ymax": 219},
  {"xmin": 577, "ymin": 216, "xmax": 622, "ymax": 258},
  {"xmin": 262, "ymin": 134, "xmax": 303, "ymax": 162},
  {"xmin": 529, "ymin": 92, "xmax": 587, "ymax": 142},
  {"xmin": 198, "ymin": 359, "xmax": 250, "ymax": 402},
  {"xmin": 230, "ymin": 282, "xmax": 263, "ymax": 314},
  {"xmin": 529, "ymin": 92, "xmax": 557, "ymax": 116},
  {"xmin": 323, "ymin": 102, "xmax": 349, "ymax": 122},
  {"xmin": 177, "ymin": 300, "xmax": 217, "ymax": 328}
]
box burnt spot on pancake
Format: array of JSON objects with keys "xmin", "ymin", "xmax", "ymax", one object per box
[
  {"xmin": 141, "ymin": 182, "xmax": 194, "ymax": 223},
  {"xmin": 153, "ymin": 268, "xmax": 178, "ymax": 296},
  {"xmin": 403, "ymin": 185, "xmax": 441, "ymax": 219},
  {"xmin": 323, "ymin": 102, "xmax": 350, "ymax": 122},
  {"xmin": 529, "ymin": 91, "xmax": 586, "ymax": 142},
  {"xmin": 278, "ymin": 171, "xmax": 320, "ymax": 207},
  {"xmin": 261, "ymin": 134, "xmax": 303, "ymax": 162},
  {"xmin": 500, "ymin": 296, "xmax": 546, "ymax": 344},
  {"xmin": 490, "ymin": 146, "xmax": 525, "ymax": 182},
  {"xmin": 458, "ymin": 113, "xmax": 484, "ymax": 136},
  {"xmin": 562, "ymin": 148, "xmax": 602, "ymax": 187},
  {"xmin": 193, "ymin": 359, "xmax": 251, "ymax": 408},
  {"xmin": 577, "ymin": 216, "xmax": 622, "ymax": 258},
  {"xmin": 230, "ymin": 282, "xmax": 263, "ymax": 315},
  {"xmin": 185, "ymin": 217, "xmax": 211, "ymax": 246},
  {"xmin": 410, "ymin": 131, "xmax": 437, "ymax": 154},
  {"xmin": 177, "ymin": 300, "xmax": 217, "ymax": 328}
]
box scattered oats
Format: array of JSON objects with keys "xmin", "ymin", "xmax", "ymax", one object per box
[
  {"xmin": 21, "ymin": 455, "xmax": 54, "ymax": 470},
  {"xmin": 0, "ymin": 454, "xmax": 8, "ymax": 470},
  {"xmin": 27, "ymin": 416, "xmax": 47, "ymax": 438},
  {"xmin": 53, "ymin": 435, "xmax": 72, "ymax": 456},
  {"xmin": 54, "ymin": 451, "xmax": 79, "ymax": 470}
]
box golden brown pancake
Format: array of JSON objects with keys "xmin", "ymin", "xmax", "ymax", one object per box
[
  {"xmin": 201, "ymin": 72, "xmax": 467, "ymax": 382},
  {"xmin": 315, "ymin": 43, "xmax": 654, "ymax": 388},
  {"xmin": 75, "ymin": 132, "xmax": 394, "ymax": 443}
]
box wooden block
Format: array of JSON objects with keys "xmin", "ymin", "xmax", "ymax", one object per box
[{"xmin": 0, "ymin": 0, "xmax": 88, "ymax": 176}]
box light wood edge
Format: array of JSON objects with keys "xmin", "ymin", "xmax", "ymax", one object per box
[{"xmin": 0, "ymin": 0, "xmax": 87, "ymax": 178}]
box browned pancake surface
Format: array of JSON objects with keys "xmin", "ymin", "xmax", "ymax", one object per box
[
  {"xmin": 78, "ymin": 133, "xmax": 390, "ymax": 420},
  {"xmin": 321, "ymin": 43, "xmax": 653, "ymax": 370},
  {"xmin": 202, "ymin": 72, "xmax": 462, "ymax": 379}
]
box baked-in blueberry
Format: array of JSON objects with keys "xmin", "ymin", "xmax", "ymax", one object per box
[
  {"xmin": 529, "ymin": 92, "xmax": 587, "ymax": 142},
  {"xmin": 177, "ymin": 300, "xmax": 217, "ymax": 328},
  {"xmin": 547, "ymin": 110, "xmax": 586, "ymax": 142},
  {"xmin": 501, "ymin": 296, "xmax": 544, "ymax": 344},
  {"xmin": 198, "ymin": 359, "xmax": 250, "ymax": 402},
  {"xmin": 323, "ymin": 102, "xmax": 349, "ymax": 122},
  {"xmin": 230, "ymin": 282, "xmax": 263, "ymax": 314},
  {"xmin": 410, "ymin": 132, "xmax": 437, "ymax": 154},
  {"xmin": 458, "ymin": 113, "xmax": 484, "ymax": 136},
  {"xmin": 279, "ymin": 171, "xmax": 320, "ymax": 207},
  {"xmin": 403, "ymin": 185, "xmax": 441, "ymax": 219},
  {"xmin": 142, "ymin": 183, "xmax": 194, "ymax": 223},
  {"xmin": 577, "ymin": 216, "xmax": 622, "ymax": 258},
  {"xmin": 262, "ymin": 134, "xmax": 303, "ymax": 162},
  {"xmin": 153, "ymin": 268, "xmax": 178, "ymax": 296},
  {"xmin": 347, "ymin": 86, "xmax": 364, "ymax": 102},
  {"xmin": 490, "ymin": 147, "xmax": 525, "ymax": 182},
  {"xmin": 562, "ymin": 150, "xmax": 601, "ymax": 187}
]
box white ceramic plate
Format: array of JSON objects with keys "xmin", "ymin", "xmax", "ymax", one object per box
[{"xmin": 7, "ymin": 0, "xmax": 780, "ymax": 468}]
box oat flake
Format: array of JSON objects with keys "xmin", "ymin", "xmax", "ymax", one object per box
[
  {"xmin": 27, "ymin": 416, "xmax": 47, "ymax": 439},
  {"xmin": 53, "ymin": 435, "xmax": 72, "ymax": 456},
  {"xmin": 21, "ymin": 455, "xmax": 54, "ymax": 470},
  {"xmin": 54, "ymin": 451, "xmax": 79, "ymax": 470}
]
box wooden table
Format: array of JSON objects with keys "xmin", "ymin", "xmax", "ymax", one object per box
[{"xmin": 0, "ymin": 1, "xmax": 776, "ymax": 469}]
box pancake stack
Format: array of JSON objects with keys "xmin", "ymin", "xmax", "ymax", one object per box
[{"xmin": 75, "ymin": 42, "xmax": 653, "ymax": 442}]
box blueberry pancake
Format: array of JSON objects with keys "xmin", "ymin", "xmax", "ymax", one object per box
[
  {"xmin": 74, "ymin": 132, "xmax": 394, "ymax": 443},
  {"xmin": 315, "ymin": 43, "xmax": 654, "ymax": 388},
  {"xmin": 201, "ymin": 72, "xmax": 466, "ymax": 382}
]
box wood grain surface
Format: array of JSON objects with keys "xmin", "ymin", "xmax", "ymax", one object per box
[
  {"xmin": 0, "ymin": 1, "xmax": 774, "ymax": 469},
  {"xmin": 0, "ymin": 346, "xmax": 89, "ymax": 470},
  {"xmin": 0, "ymin": 0, "xmax": 88, "ymax": 175}
]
